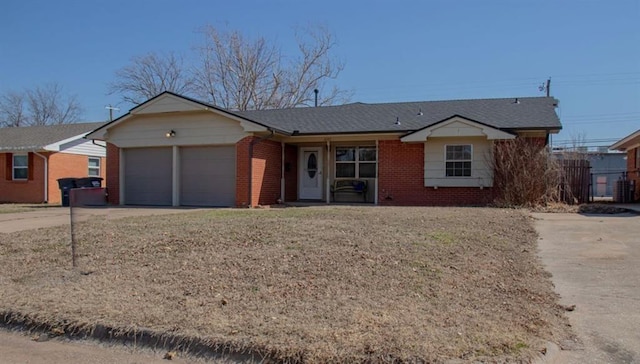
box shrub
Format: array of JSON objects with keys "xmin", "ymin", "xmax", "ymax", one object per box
[{"xmin": 491, "ymin": 138, "xmax": 562, "ymax": 207}]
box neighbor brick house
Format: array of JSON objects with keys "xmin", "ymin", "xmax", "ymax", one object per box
[
  {"xmin": 86, "ymin": 92, "xmax": 561, "ymax": 207},
  {"xmin": 0, "ymin": 122, "xmax": 107, "ymax": 204},
  {"xmin": 610, "ymin": 129, "xmax": 640, "ymax": 202}
]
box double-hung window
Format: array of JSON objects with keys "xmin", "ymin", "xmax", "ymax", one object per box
[
  {"xmin": 88, "ymin": 157, "xmax": 101, "ymax": 177},
  {"xmin": 335, "ymin": 146, "xmax": 377, "ymax": 178},
  {"xmin": 445, "ymin": 145, "xmax": 472, "ymax": 177},
  {"xmin": 12, "ymin": 154, "xmax": 28, "ymax": 180}
]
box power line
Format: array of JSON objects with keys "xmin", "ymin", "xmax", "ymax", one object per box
[
  {"xmin": 562, "ymin": 118, "xmax": 639, "ymax": 126},
  {"xmin": 562, "ymin": 111, "xmax": 640, "ymax": 118}
]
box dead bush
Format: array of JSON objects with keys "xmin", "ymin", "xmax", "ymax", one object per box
[{"xmin": 491, "ymin": 138, "xmax": 562, "ymax": 207}]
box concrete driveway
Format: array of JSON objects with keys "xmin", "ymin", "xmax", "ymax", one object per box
[
  {"xmin": 534, "ymin": 212, "xmax": 640, "ymax": 363},
  {"xmin": 0, "ymin": 206, "xmax": 205, "ymax": 233}
]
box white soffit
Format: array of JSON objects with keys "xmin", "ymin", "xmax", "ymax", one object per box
[
  {"xmin": 43, "ymin": 133, "xmax": 89, "ymax": 151},
  {"xmin": 401, "ymin": 116, "xmax": 516, "ymax": 142},
  {"xmin": 610, "ymin": 129, "xmax": 640, "ymax": 151}
]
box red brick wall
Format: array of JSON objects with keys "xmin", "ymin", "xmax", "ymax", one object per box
[
  {"xmin": 284, "ymin": 144, "xmax": 298, "ymax": 202},
  {"xmin": 236, "ymin": 136, "xmax": 283, "ymax": 207},
  {"xmin": 47, "ymin": 152, "xmax": 106, "ymax": 204},
  {"xmin": 377, "ymin": 140, "xmax": 492, "ymax": 206},
  {"xmin": 236, "ymin": 138, "xmax": 251, "ymax": 206},
  {"xmin": 0, "ymin": 152, "xmax": 45, "ymax": 203},
  {"xmin": 253, "ymin": 139, "xmax": 282, "ymax": 206},
  {"xmin": 106, "ymin": 143, "xmax": 120, "ymax": 205},
  {"xmin": 0, "ymin": 151, "xmax": 107, "ymax": 204}
]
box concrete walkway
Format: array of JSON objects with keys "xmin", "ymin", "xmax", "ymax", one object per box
[
  {"xmin": 535, "ymin": 212, "xmax": 640, "ymax": 363},
  {"xmin": 0, "ymin": 206, "xmax": 205, "ymax": 233}
]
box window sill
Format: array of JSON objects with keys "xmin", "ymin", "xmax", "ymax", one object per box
[{"xmin": 425, "ymin": 177, "xmax": 491, "ymax": 188}]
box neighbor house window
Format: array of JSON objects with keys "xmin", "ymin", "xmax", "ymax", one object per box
[
  {"xmin": 88, "ymin": 157, "xmax": 101, "ymax": 177},
  {"xmin": 445, "ymin": 145, "xmax": 472, "ymax": 177},
  {"xmin": 13, "ymin": 154, "xmax": 28, "ymax": 180},
  {"xmin": 335, "ymin": 146, "xmax": 377, "ymax": 178},
  {"xmin": 636, "ymin": 148, "xmax": 640, "ymax": 170}
]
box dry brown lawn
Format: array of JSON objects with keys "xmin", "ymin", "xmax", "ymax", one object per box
[{"xmin": 0, "ymin": 206, "xmax": 571, "ymax": 363}]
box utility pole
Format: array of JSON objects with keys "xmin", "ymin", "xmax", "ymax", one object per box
[
  {"xmin": 105, "ymin": 105, "xmax": 119, "ymax": 121},
  {"xmin": 546, "ymin": 78, "xmax": 551, "ymax": 97},
  {"xmin": 538, "ymin": 78, "xmax": 551, "ymax": 97}
]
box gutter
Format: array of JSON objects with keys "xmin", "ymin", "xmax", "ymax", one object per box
[
  {"xmin": 247, "ymin": 130, "xmax": 275, "ymax": 207},
  {"xmin": 32, "ymin": 151, "xmax": 48, "ymax": 203}
]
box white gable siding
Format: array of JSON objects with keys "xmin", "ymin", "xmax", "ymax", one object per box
[
  {"xmin": 105, "ymin": 112, "xmax": 250, "ymax": 148},
  {"xmin": 424, "ymin": 136, "xmax": 493, "ymax": 187},
  {"xmin": 133, "ymin": 95, "xmax": 206, "ymax": 114},
  {"xmin": 401, "ymin": 117, "xmax": 515, "ymax": 142},
  {"xmin": 428, "ymin": 120, "xmax": 487, "ymax": 138},
  {"xmin": 59, "ymin": 138, "xmax": 107, "ymax": 157}
]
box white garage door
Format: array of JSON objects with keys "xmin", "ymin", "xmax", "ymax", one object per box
[
  {"xmin": 124, "ymin": 147, "xmax": 172, "ymax": 206},
  {"xmin": 180, "ymin": 146, "xmax": 236, "ymax": 206}
]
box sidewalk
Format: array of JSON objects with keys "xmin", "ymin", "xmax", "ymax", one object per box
[{"xmin": 534, "ymin": 212, "xmax": 640, "ymax": 363}]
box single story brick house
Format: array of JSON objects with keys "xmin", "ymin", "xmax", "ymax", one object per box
[
  {"xmin": 610, "ymin": 129, "xmax": 640, "ymax": 201},
  {"xmin": 0, "ymin": 122, "xmax": 107, "ymax": 204},
  {"xmin": 86, "ymin": 92, "xmax": 561, "ymax": 207}
]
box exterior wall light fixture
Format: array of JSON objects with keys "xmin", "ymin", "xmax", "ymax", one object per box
[{"xmin": 166, "ymin": 130, "xmax": 176, "ymax": 138}]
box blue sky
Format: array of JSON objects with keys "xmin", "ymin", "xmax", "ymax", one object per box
[{"xmin": 1, "ymin": 0, "xmax": 638, "ymax": 147}]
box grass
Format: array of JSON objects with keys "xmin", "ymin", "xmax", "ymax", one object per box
[{"xmin": 0, "ymin": 206, "xmax": 571, "ymax": 363}]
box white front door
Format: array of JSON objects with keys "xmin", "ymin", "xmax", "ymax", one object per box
[{"xmin": 299, "ymin": 147, "xmax": 323, "ymax": 199}]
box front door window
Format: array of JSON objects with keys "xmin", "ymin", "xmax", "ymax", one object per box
[{"xmin": 307, "ymin": 153, "xmax": 317, "ymax": 179}]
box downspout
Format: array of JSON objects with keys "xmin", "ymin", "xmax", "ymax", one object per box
[
  {"xmin": 92, "ymin": 140, "xmax": 106, "ymax": 149},
  {"xmin": 33, "ymin": 151, "xmax": 48, "ymax": 203},
  {"xmin": 248, "ymin": 130, "xmax": 275, "ymax": 207}
]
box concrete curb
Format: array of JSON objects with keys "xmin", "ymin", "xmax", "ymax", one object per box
[{"xmin": 0, "ymin": 310, "xmax": 262, "ymax": 363}]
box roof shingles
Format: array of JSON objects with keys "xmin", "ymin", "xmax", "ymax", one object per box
[
  {"xmin": 0, "ymin": 122, "xmax": 106, "ymax": 151},
  {"xmin": 237, "ymin": 97, "xmax": 561, "ymax": 134}
]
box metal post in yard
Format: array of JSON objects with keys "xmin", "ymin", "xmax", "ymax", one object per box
[{"xmin": 69, "ymin": 189, "xmax": 77, "ymax": 268}]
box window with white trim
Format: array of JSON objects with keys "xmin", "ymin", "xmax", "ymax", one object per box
[
  {"xmin": 88, "ymin": 157, "xmax": 101, "ymax": 177},
  {"xmin": 12, "ymin": 154, "xmax": 28, "ymax": 180},
  {"xmin": 335, "ymin": 146, "xmax": 377, "ymax": 178},
  {"xmin": 445, "ymin": 145, "xmax": 472, "ymax": 177}
]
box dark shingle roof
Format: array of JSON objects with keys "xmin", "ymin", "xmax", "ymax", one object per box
[
  {"xmin": 0, "ymin": 122, "xmax": 106, "ymax": 151},
  {"xmin": 237, "ymin": 97, "xmax": 561, "ymax": 134}
]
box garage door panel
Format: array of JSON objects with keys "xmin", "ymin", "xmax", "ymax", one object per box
[
  {"xmin": 124, "ymin": 148, "xmax": 172, "ymax": 206},
  {"xmin": 180, "ymin": 146, "xmax": 235, "ymax": 206}
]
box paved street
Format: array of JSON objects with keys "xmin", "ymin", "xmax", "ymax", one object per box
[{"xmin": 0, "ymin": 206, "xmax": 204, "ymax": 233}]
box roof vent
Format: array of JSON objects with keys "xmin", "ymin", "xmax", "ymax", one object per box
[
  {"xmin": 513, "ymin": 98, "xmax": 520, "ymax": 104},
  {"xmin": 417, "ymin": 108, "xmax": 423, "ymax": 116},
  {"xmin": 395, "ymin": 117, "xmax": 401, "ymax": 125}
]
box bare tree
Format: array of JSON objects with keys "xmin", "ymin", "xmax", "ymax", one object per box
[
  {"xmin": 109, "ymin": 51, "xmax": 195, "ymax": 105},
  {"xmin": 193, "ymin": 25, "xmax": 350, "ymax": 110},
  {"xmin": 0, "ymin": 91, "xmax": 27, "ymax": 127},
  {"xmin": 193, "ymin": 27, "xmax": 282, "ymax": 110},
  {"xmin": 26, "ymin": 83, "xmax": 83, "ymax": 125},
  {"xmin": 0, "ymin": 83, "xmax": 82, "ymax": 127},
  {"xmin": 279, "ymin": 25, "xmax": 349, "ymax": 108}
]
